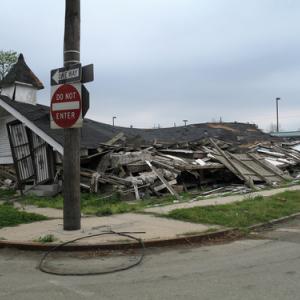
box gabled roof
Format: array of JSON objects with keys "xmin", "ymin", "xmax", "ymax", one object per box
[
  {"xmin": 0, "ymin": 54, "xmax": 44, "ymax": 89},
  {"xmin": 0, "ymin": 96, "xmax": 114, "ymax": 152}
]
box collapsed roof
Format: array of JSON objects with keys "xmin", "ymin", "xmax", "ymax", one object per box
[{"xmin": 0, "ymin": 95, "xmax": 276, "ymax": 153}]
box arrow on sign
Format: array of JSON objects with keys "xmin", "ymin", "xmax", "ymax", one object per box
[
  {"xmin": 51, "ymin": 64, "xmax": 82, "ymax": 86},
  {"xmin": 52, "ymin": 69, "xmax": 60, "ymax": 85}
]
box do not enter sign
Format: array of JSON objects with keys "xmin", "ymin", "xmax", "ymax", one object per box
[{"xmin": 50, "ymin": 83, "xmax": 83, "ymax": 129}]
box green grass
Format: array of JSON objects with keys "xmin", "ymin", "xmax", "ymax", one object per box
[
  {"xmin": 19, "ymin": 192, "xmax": 181, "ymax": 216},
  {"xmin": 0, "ymin": 203, "xmax": 48, "ymax": 229},
  {"xmin": 0, "ymin": 189, "xmax": 18, "ymax": 201},
  {"xmin": 22, "ymin": 194, "xmax": 64, "ymax": 209},
  {"xmin": 168, "ymin": 191, "xmax": 300, "ymax": 229},
  {"xmin": 35, "ymin": 234, "xmax": 57, "ymax": 243}
]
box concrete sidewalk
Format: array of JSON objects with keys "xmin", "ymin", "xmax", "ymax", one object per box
[
  {"xmin": 144, "ymin": 184, "xmax": 300, "ymax": 214},
  {"xmin": 0, "ymin": 184, "xmax": 299, "ymax": 249},
  {"xmin": 0, "ymin": 213, "xmax": 219, "ymax": 246}
]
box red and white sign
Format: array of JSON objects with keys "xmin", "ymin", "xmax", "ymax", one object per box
[{"xmin": 50, "ymin": 83, "xmax": 82, "ymax": 129}]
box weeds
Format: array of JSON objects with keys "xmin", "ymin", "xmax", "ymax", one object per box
[
  {"xmin": 0, "ymin": 203, "xmax": 47, "ymax": 228},
  {"xmin": 35, "ymin": 234, "xmax": 57, "ymax": 243},
  {"xmin": 168, "ymin": 191, "xmax": 300, "ymax": 229}
]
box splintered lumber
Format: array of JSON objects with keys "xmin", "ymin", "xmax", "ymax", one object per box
[
  {"xmin": 81, "ymin": 170, "xmax": 132, "ymax": 187},
  {"xmin": 80, "ymin": 150, "xmax": 110, "ymax": 163},
  {"xmin": 151, "ymin": 160, "xmax": 181, "ymax": 174},
  {"xmin": 105, "ymin": 175, "xmax": 133, "ymax": 186},
  {"xmin": 154, "ymin": 179, "xmax": 177, "ymax": 192},
  {"xmin": 226, "ymin": 152, "xmax": 273, "ymax": 186},
  {"xmin": 96, "ymin": 153, "xmax": 111, "ymax": 173},
  {"xmin": 110, "ymin": 151, "xmax": 152, "ymax": 168},
  {"xmin": 256, "ymin": 148, "xmax": 285, "ymax": 158},
  {"xmin": 200, "ymin": 186, "xmax": 226, "ymax": 196},
  {"xmin": 80, "ymin": 183, "xmax": 90, "ymax": 190},
  {"xmin": 0, "ymin": 167, "xmax": 17, "ymax": 181},
  {"xmin": 105, "ymin": 132, "xmax": 125, "ymax": 146},
  {"xmin": 126, "ymin": 162, "xmax": 150, "ymax": 173},
  {"xmin": 159, "ymin": 149, "xmax": 195, "ymax": 159},
  {"xmin": 133, "ymin": 182, "xmax": 140, "ymax": 200},
  {"xmin": 273, "ymin": 145, "xmax": 300, "ymax": 160},
  {"xmin": 145, "ymin": 160, "xmax": 180, "ymax": 200},
  {"xmin": 175, "ymin": 162, "xmax": 224, "ymax": 171},
  {"xmin": 209, "ymin": 138, "xmax": 256, "ymax": 190},
  {"xmin": 133, "ymin": 172, "xmax": 157, "ymax": 184},
  {"xmin": 97, "ymin": 132, "xmax": 125, "ymax": 153},
  {"xmin": 247, "ymin": 153, "xmax": 291, "ymax": 181}
]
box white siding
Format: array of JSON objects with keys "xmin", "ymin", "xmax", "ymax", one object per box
[
  {"xmin": 0, "ymin": 115, "xmax": 16, "ymax": 164},
  {"xmin": 1, "ymin": 83, "xmax": 37, "ymax": 105},
  {"xmin": 1, "ymin": 86, "xmax": 15, "ymax": 99},
  {"xmin": 14, "ymin": 84, "xmax": 37, "ymax": 105}
]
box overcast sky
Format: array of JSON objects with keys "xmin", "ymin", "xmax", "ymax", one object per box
[{"xmin": 1, "ymin": 0, "xmax": 300, "ymax": 131}]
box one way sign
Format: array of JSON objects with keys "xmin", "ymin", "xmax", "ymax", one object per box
[{"xmin": 51, "ymin": 63, "xmax": 82, "ymax": 86}]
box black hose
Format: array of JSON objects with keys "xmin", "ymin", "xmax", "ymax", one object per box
[{"xmin": 38, "ymin": 230, "xmax": 145, "ymax": 276}]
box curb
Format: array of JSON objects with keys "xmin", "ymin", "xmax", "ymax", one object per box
[
  {"xmin": 1, "ymin": 213, "xmax": 299, "ymax": 252},
  {"xmin": 248, "ymin": 212, "xmax": 300, "ymax": 231},
  {"xmin": 0, "ymin": 228, "xmax": 242, "ymax": 251}
]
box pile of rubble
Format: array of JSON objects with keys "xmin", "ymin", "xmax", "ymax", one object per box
[
  {"xmin": 3, "ymin": 128, "xmax": 300, "ymax": 200},
  {"xmin": 77, "ymin": 133, "xmax": 300, "ymax": 200},
  {"xmin": 0, "ymin": 166, "xmax": 16, "ymax": 190}
]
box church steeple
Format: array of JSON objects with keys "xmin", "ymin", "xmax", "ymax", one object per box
[{"xmin": 0, "ymin": 53, "xmax": 44, "ymax": 105}]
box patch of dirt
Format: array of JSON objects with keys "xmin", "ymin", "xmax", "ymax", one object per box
[{"xmin": 207, "ymin": 123, "xmax": 239, "ymax": 132}]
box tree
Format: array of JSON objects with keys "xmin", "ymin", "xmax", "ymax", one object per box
[{"xmin": 0, "ymin": 50, "xmax": 18, "ymax": 80}]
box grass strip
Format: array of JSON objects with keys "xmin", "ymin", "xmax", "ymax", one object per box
[
  {"xmin": 0, "ymin": 189, "xmax": 17, "ymax": 201},
  {"xmin": 168, "ymin": 191, "xmax": 300, "ymax": 229},
  {"xmin": 0, "ymin": 203, "xmax": 48, "ymax": 228},
  {"xmin": 18, "ymin": 192, "xmax": 180, "ymax": 216}
]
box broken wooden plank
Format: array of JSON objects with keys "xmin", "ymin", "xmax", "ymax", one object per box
[
  {"xmin": 154, "ymin": 179, "xmax": 177, "ymax": 192},
  {"xmin": 110, "ymin": 151, "xmax": 152, "ymax": 167},
  {"xmin": 175, "ymin": 163, "xmax": 224, "ymax": 171},
  {"xmin": 105, "ymin": 132, "xmax": 125, "ymax": 146},
  {"xmin": 209, "ymin": 138, "xmax": 256, "ymax": 190},
  {"xmin": 132, "ymin": 182, "xmax": 140, "ymax": 200},
  {"xmin": 227, "ymin": 152, "xmax": 274, "ymax": 186},
  {"xmin": 145, "ymin": 160, "xmax": 181, "ymax": 200},
  {"xmin": 247, "ymin": 153, "xmax": 291, "ymax": 181},
  {"xmin": 0, "ymin": 168, "xmax": 17, "ymax": 181},
  {"xmin": 151, "ymin": 160, "xmax": 181, "ymax": 174},
  {"xmin": 97, "ymin": 153, "xmax": 111, "ymax": 173}
]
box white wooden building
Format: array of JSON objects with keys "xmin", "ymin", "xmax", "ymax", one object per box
[{"xmin": 0, "ymin": 54, "xmax": 44, "ymax": 164}]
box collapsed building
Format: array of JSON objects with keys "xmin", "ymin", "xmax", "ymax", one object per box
[{"xmin": 1, "ymin": 54, "xmax": 300, "ymax": 199}]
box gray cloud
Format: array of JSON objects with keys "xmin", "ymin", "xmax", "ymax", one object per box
[{"xmin": 2, "ymin": 0, "xmax": 300, "ymax": 130}]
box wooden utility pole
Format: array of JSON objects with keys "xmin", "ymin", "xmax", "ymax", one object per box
[{"xmin": 63, "ymin": 0, "xmax": 81, "ymax": 230}]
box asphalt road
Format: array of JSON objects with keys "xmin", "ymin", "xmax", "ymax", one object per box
[{"xmin": 1, "ymin": 218, "xmax": 300, "ymax": 300}]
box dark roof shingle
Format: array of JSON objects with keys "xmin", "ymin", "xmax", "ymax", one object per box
[{"xmin": 0, "ymin": 54, "xmax": 44, "ymax": 89}]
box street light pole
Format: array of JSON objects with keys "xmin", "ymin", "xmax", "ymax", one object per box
[{"xmin": 276, "ymin": 97, "xmax": 280, "ymax": 132}]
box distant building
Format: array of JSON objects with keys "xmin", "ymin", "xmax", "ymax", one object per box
[{"xmin": 270, "ymin": 131, "xmax": 300, "ymax": 138}]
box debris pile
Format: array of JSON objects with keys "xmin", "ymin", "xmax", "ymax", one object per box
[
  {"xmin": 3, "ymin": 122, "xmax": 300, "ymax": 200},
  {"xmin": 76, "ymin": 133, "xmax": 300, "ymax": 200}
]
